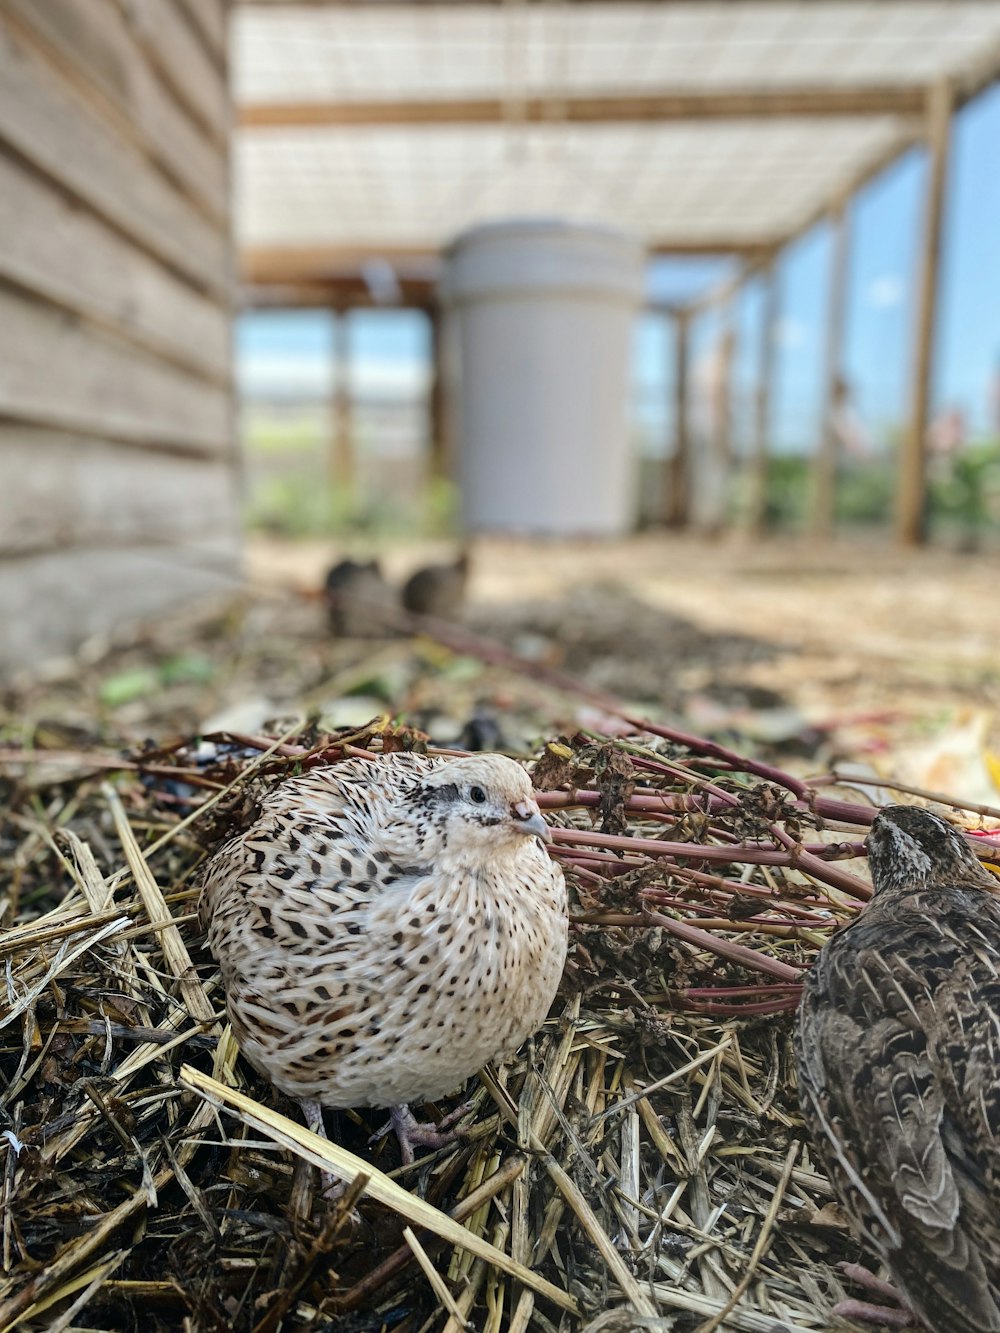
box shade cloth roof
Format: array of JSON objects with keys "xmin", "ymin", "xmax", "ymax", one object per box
[{"xmin": 233, "ymin": 2, "xmax": 1000, "ymax": 286}]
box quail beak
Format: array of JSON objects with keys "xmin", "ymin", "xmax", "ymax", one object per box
[{"xmin": 511, "ymin": 800, "xmax": 551, "ymax": 842}]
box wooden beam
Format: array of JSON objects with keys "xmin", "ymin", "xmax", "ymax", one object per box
[
  {"xmin": 0, "ymin": 427, "xmax": 238, "ymax": 558},
  {"xmin": 746, "ymin": 261, "xmax": 777, "ymax": 536},
  {"xmin": 768, "ymin": 50, "xmax": 997, "ymax": 267},
  {"xmin": 809, "ymin": 201, "xmax": 851, "ymax": 539},
  {"xmin": 242, "ymin": 239, "xmax": 769, "ymax": 286},
  {"xmin": 239, "ymin": 85, "xmax": 926, "ymax": 129},
  {"xmin": 663, "ymin": 311, "xmax": 690, "ymax": 528},
  {"xmin": 771, "ymin": 123, "xmax": 922, "ymax": 261},
  {"xmin": 241, "ymin": 245, "xmax": 440, "ymax": 284},
  {"xmin": 699, "ymin": 306, "xmax": 737, "ymax": 535},
  {"xmin": 427, "ymin": 305, "xmax": 449, "ymax": 483},
  {"xmin": 240, "ymin": 279, "xmax": 437, "ymax": 310},
  {"xmin": 0, "ymin": 542, "xmax": 239, "ymax": 676},
  {"xmin": 898, "ymin": 79, "xmax": 953, "ymax": 547}
]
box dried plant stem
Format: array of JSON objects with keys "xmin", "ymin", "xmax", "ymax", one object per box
[
  {"xmin": 405, "ymin": 1227, "xmax": 470, "ymax": 1329},
  {"xmin": 179, "ymin": 1067, "xmax": 578, "ymax": 1315},
  {"xmin": 694, "ymin": 1139, "xmax": 801, "ymax": 1333},
  {"xmin": 103, "ymin": 784, "xmax": 215, "ymax": 1025},
  {"xmin": 534, "ymin": 1138, "xmax": 658, "ymax": 1318}
]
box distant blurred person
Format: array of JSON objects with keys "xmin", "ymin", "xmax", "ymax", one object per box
[
  {"xmin": 830, "ymin": 374, "xmax": 871, "ymax": 457},
  {"xmin": 691, "ymin": 324, "xmax": 736, "ymax": 535},
  {"xmin": 989, "ymin": 354, "xmax": 1000, "ymax": 438},
  {"xmin": 928, "ymin": 404, "xmax": 967, "ymax": 456}
]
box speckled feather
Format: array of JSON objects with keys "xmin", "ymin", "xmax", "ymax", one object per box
[
  {"xmin": 198, "ymin": 752, "xmax": 567, "ymax": 1111},
  {"xmin": 796, "ymin": 805, "xmax": 1000, "ymax": 1332}
]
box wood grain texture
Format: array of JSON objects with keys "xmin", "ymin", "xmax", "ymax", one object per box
[
  {"xmin": 174, "ymin": 0, "xmax": 228, "ymax": 64},
  {"xmin": 0, "ymin": 153, "xmax": 230, "ymax": 380},
  {"xmin": 119, "ymin": 0, "xmax": 230, "ymax": 139},
  {"xmin": 0, "ymin": 430, "xmax": 240, "ymax": 558},
  {"xmin": 0, "ymin": 287, "xmax": 232, "ymax": 453},
  {"xmin": 3, "ymin": 0, "xmax": 227, "ymax": 220},
  {"xmin": 0, "ymin": 12, "xmax": 228, "ymax": 294},
  {"xmin": 0, "ymin": 0, "xmax": 237, "ymax": 674}
]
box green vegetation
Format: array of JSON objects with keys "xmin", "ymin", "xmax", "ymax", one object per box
[
  {"xmin": 242, "ymin": 408, "xmax": 1000, "ymax": 546},
  {"xmin": 241, "ymin": 405, "xmax": 458, "ymax": 538},
  {"xmin": 760, "ymin": 442, "xmax": 1000, "ymax": 544},
  {"xmin": 245, "ymin": 471, "xmax": 459, "ymax": 539}
]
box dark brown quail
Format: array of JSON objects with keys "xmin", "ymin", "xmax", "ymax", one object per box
[
  {"xmin": 198, "ymin": 752, "xmax": 567, "ymax": 1163},
  {"xmin": 401, "ymin": 550, "xmax": 469, "ymax": 620},
  {"xmin": 796, "ymin": 804, "xmax": 1000, "ymax": 1332},
  {"xmin": 324, "ymin": 557, "xmax": 395, "ymax": 637}
]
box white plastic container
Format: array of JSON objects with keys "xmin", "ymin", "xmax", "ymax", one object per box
[{"xmin": 440, "ymin": 219, "xmax": 645, "ymax": 536}]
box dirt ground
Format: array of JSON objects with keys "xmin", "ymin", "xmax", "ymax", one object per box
[
  {"xmin": 246, "ymin": 532, "xmax": 1000, "ymax": 806},
  {"xmin": 4, "ymin": 530, "xmax": 998, "ymax": 807}
]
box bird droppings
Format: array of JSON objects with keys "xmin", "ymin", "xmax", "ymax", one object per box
[{"xmin": 2, "ymin": 583, "xmax": 1000, "ymax": 1331}]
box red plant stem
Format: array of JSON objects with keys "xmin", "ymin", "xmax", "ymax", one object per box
[
  {"xmin": 537, "ymin": 787, "xmax": 881, "ymax": 832},
  {"xmin": 550, "ymin": 825, "xmax": 872, "ymax": 899},
  {"xmin": 640, "ymin": 909, "xmax": 804, "ymax": 982},
  {"xmin": 575, "ymin": 907, "xmax": 825, "ymax": 937},
  {"xmin": 810, "ymin": 772, "xmax": 1000, "ymax": 820},
  {"xmin": 668, "ymin": 995, "xmax": 801, "ymax": 1016},
  {"xmin": 564, "ymin": 862, "xmax": 608, "ymax": 887},
  {"xmin": 551, "ymin": 848, "xmax": 647, "ymax": 871},
  {"xmin": 670, "ymin": 985, "xmax": 802, "ymax": 999},
  {"xmin": 663, "ymin": 869, "xmax": 842, "ymax": 913},
  {"xmin": 538, "ymin": 791, "xmax": 731, "ymax": 815},
  {"xmin": 639, "ymin": 902, "xmax": 831, "ymax": 930},
  {"xmin": 549, "ymin": 826, "xmax": 864, "ymax": 865},
  {"xmin": 622, "ymin": 715, "xmax": 811, "ymax": 798}
]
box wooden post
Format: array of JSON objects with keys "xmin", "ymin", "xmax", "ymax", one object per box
[
  {"xmin": 810, "ymin": 201, "xmax": 851, "ymax": 538},
  {"xmin": 704, "ymin": 305, "xmax": 737, "ymax": 535},
  {"xmin": 664, "ymin": 310, "xmax": 690, "ymax": 526},
  {"xmin": 747, "ymin": 261, "xmax": 777, "ymax": 535},
  {"xmin": 898, "ymin": 79, "xmax": 953, "ymax": 546},
  {"xmin": 329, "ymin": 308, "xmax": 354, "ymax": 493},
  {"xmin": 427, "ymin": 303, "xmax": 449, "ymax": 482}
]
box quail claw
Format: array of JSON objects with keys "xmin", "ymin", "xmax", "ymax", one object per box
[{"xmin": 370, "ymin": 1103, "xmax": 474, "ymax": 1165}]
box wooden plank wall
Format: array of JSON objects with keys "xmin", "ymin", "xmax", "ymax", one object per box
[{"xmin": 0, "ymin": 0, "xmax": 238, "ymax": 674}]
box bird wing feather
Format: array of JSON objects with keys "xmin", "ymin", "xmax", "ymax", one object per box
[{"xmin": 798, "ymin": 893, "xmax": 1000, "ymax": 1331}]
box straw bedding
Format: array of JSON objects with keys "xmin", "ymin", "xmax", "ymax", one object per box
[{"xmin": 2, "ymin": 610, "xmax": 995, "ymax": 1333}]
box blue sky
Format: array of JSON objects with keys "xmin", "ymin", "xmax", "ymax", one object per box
[{"xmin": 238, "ymin": 81, "xmax": 1000, "ymax": 455}]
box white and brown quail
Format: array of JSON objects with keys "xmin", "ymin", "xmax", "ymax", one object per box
[
  {"xmin": 796, "ymin": 804, "xmax": 1000, "ymax": 1332},
  {"xmin": 198, "ymin": 752, "xmax": 567, "ymax": 1162}
]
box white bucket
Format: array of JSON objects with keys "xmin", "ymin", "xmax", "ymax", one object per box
[{"xmin": 441, "ymin": 219, "xmax": 645, "ymax": 536}]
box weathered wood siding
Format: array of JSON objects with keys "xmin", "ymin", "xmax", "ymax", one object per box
[{"xmin": 0, "ymin": 0, "xmax": 238, "ymax": 674}]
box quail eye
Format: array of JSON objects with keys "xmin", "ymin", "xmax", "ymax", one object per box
[{"xmin": 469, "ymin": 785, "xmax": 487, "ymax": 804}]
